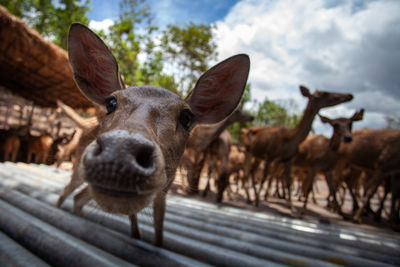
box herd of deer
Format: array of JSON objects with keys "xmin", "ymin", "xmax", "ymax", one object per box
[
  {"xmin": 2, "ymin": 117, "xmax": 76, "ymax": 166},
  {"xmin": 2, "ymin": 24, "xmax": 399, "ymax": 247}
]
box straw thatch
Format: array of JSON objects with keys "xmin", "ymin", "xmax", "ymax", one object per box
[{"xmin": 0, "ymin": 6, "xmax": 93, "ymax": 108}]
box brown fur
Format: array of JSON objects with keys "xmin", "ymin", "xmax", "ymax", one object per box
[
  {"xmin": 3, "ymin": 135, "xmax": 20, "ymax": 162},
  {"xmin": 242, "ymin": 86, "xmax": 353, "ymax": 209},
  {"xmin": 183, "ymin": 107, "xmax": 253, "ymax": 194},
  {"xmin": 292, "ymin": 109, "xmax": 364, "ymax": 215},
  {"xmin": 57, "ymin": 23, "xmax": 250, "ymax": 247},
  {"xmin": 27, "ymin": 135, "xmax": 54, "ymax": 164},
  {"xmin": 338, "ymin": 128, "xmax": 400, "ymax": 223}
]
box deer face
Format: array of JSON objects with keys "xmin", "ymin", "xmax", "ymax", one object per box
[
  {"xmin": 300, "ymin": 86, "xmax": 354, "ymax": 110},
  {"xmin": 68, "ymin": 23, "xmax": 250, "ymax": 215},
  {"xmin": 319, "ymin": 109, "xmax": 364, "ymax": 146},
  {"xmin": 79, "ymin": 86, "xmax": 191, "ymax": 213}
]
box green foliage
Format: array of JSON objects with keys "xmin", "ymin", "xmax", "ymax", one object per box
[
  {"xmin": 386, "ymin": 115, "xmax": 400, "ymax": 129},
  {"xmin": 161, "ymin": 22, "xmax": 217, "ymax": 95},
  {"xmin": 94, "ymin": 0, "xmax": 177, "ymax": 90},
  {"xmin": 241, "ymin": 83, "xmax": 252, "ymax": 106},
  {"xmin": 1, "ymin": 0, "xmax": 90, "ymax": 49},
  {"xmin": 254, "ymin": 98, "xmax": 300, "ymax": 128},
  {"xmin": 53, "ymin": 0, "xmax": 90, "ymax": 49},
  {"xmin": 96, "ymin": 0, "xmax": 150, "ymax": 85}
]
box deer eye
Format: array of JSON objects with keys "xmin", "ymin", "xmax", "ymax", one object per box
[
  {"xmin": 179, "ymin": 109, "xmax": 194, "ymax": 131},
  {"xmin": 105, "ymin": 96, "xmax": 117, "ymax": 114}
]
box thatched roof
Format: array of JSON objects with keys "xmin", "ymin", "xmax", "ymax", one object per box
[{"xmin": 0, "ymin": 6, "xmax": 93, "ymax": 108}]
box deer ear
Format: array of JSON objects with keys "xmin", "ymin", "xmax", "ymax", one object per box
[
  {"xmin": 319, "ymin": 114, "xmax": 331, "ymax": 124},
  {"xmin": 68, "ymin": 23, "xmax": 124, "ymax": 106},
  {"xmin": 186, "ymin": 54, "xmax": 250, "ymax": 124},
  {"xmin": 351, "ymin": 108, "xmax": 364, "ymax": 121},
  {"xmin": 300, "ymin": 85, "xmax": 311, "ymax": 98}
]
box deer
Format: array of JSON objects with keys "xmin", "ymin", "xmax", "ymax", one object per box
[
  {"xmin": 27, "ymin": 134, "xmax": 54, "ymax": 164},
  {"xmin": 3, "ymin": 124, "xmax": 31, "ymax": 162},
  {"xmin": 242, "ymin": 86, "xmax": 353, "ymax": 210},
  {"xmin": 182, "ymin": 107, "xmax": 254, "ymax": 195},
  {"xmin": 202, "ymin": 130, "xmax": 233, "ymax": 202},
  {"xmin": 228, "ymin": 145, "xmax": 247, "ymax": 194},
  {"xmin": 292, "ymin": 109, "xmax": 364, "ymax": 215},
  {"xmin": 54, "ymin": 129, "xmax": 82, "ymax": 168},
  {"xmin": 3, "ymin": 135, "xmax": 20, "ymax": 162},
  {"xmin": 337, "ymin": 128, "xmax": 400, "ymax": 225},
  {"xmin": 56, "ymin": 23, "xmax": 250, "ymax": 247},
  {"xmin": 52, "ymin": 99, "xmax": 97, "ymax": 168}
]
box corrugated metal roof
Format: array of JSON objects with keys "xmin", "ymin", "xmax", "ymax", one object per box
[{"xmin": 0, "ymin": 162, "xmax": 399, "ymax": 266}]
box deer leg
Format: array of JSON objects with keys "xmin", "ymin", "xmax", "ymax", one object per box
[
  {"xmin": 264, "ymin": 174, "xmax": 274, "ymax": 201},
  {"xmin": 325, "ymin": 171, "xmax": 341, "ymax": 214},
  {"xmin": 203, "ymin": 160, "xmax": 214, "ymax": 197},
  {"xmin": 187, "ymin": 154, "xmax": 205, "ymax": 194},
  {"xmin": 348, "ymin": 183, "xmax": 360, "ymax": 215},
  {"xmin": 242, "ymin": 173, "xmax": 252, "ymax": 204},
  {"xmin": 11, "ymin": 150, "xmax": 18, "ymax": 162},
  {"xmin": 153, "ymin": 192, "xmax": 166, "ymax": 247},
  {"xmin": 354, "ymin": 171, "xmax": 382, "ymax": 223},
  {"xmin": 301, "ymin": 169, "xmax": 315, "ymax": 215},
  {"xmin": 27, "ymin": 151, "xmax": 32, "ymax": 164},
  {"xmin": 73, "ymin": 186, "xmax": 91, "ymax": 216},
  {"xmin": 375, "ymin": 177, "xmax": 390, "ymax": 222},
  {"xmin": 129, "ymin": 214, "xmax": 141, "ymax": 240},
  {"xmin": 216, "ymin": 155, "xmax": 229, "ymax": 203},
  {"xmin": 56, "ymin": 169, "xmax": 83, "ymax": 208},
  {"xmin": 390, "ymin": 175, "xmax": 400, "ymax": 225},
  {"xmin": 283, "ymin": 161, "xmax": 294, "ymax": 212},
  {"xmin": 243, "ymin": 153, "xmax": 253, "ymax": 204},
  {"xmin": 255, "ymin": 160, "xmax": 270, "ymax": 207}
]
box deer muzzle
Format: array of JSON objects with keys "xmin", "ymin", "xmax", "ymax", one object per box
[{"xmin": 82, "ymin": 130, "xmax": 163, "ymax": 197}]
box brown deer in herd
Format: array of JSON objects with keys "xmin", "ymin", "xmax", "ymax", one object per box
[
  {"xmin": 182, "ymin": 107, "xmax": 254, "ymax": 195},
  {"xmin": 242, "ymin": 86, "xmax": 353, "ymax": 209},
  {"xmin": 27, "ymin": 134, "xmax": 54, "ymax": 164},
  {"xmin": 337, "ymin": 128, "xmax": 400, "ymax": 225},
  {"xmin": 292, "ymin": 109, "xmax": 364, "ymax": 215},
  {"xmin": 3, "ymin": 124, "xmax": 30, "ymax": 162},
  {"xmin": 56, "ymin": 23, "xmax": 250, "ymax": 247}
]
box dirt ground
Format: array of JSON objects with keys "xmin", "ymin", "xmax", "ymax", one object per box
[{"xmin": 169, "ymin": 171, "xmax": 400, "ymax": 236}]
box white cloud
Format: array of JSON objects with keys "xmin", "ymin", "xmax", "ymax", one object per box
[
  {"xmin": 89, "ymin": 19, "xmax": 114, "ymax": 33},
  {"xmin": 214, "ymin": 0, "xmax": 400, "ymax": 135}
]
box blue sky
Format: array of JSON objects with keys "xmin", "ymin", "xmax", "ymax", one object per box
[
  {"xmin": 88, "ymin": 0, "xmax": 240, "ymax": 26},
  {"xmin": 86, "ymin": 0, "xmax": 400, "ymax": 134}
]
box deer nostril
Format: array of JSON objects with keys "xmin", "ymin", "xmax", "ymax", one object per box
[
  {"xmin": 135, "ymin": 145, "xmax": 154, "ymax": 169},
  {"xmin": 344, "ymin": 136, "xmax": 353, "ymax": 143}
]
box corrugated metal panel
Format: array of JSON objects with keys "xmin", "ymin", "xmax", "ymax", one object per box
[{"xmin": 0, "ymin": 162, "xmax": 399, "ymax": 266}]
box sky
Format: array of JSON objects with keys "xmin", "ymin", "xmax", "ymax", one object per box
[{"xmin": 88, "ymin": 0, "xmax": 400, "ymax": 136}]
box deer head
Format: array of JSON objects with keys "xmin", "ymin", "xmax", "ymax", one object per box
[
  {"xmin": 68, "ymin": 23, "xmax": 250, "ymax": 215},
  {"xmin": 319, "ymin": 109, "xmax": 364, "ymax": 144},
  {"xmin": 300, "ymin": 85, "xmax": 354, "ymax": 110}
]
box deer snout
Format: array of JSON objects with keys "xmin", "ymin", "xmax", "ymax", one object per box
[
  {"xmin": 83, "ymin": 130, "xmax": 157, "ymax": 190},
  {"xmin": 343, "ymin": 135, "xmax": 353, "ymax": 143}
]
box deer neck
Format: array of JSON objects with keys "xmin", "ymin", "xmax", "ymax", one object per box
[
  {"xmin": 291, "ymin": 102, "xmax": 318, "ymax": 146},
  {"xmin": 329, "ymin": 132, "xmax": 341, "ymax": 152}
]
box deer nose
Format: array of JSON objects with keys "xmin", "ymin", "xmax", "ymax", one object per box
[
  {"xmin": 343, "ymin": 135, "xmax": 353, "ymax": 143},
  {"xmin": 84, "ymin": 130, "xmax": 157, "ymax": 178}
]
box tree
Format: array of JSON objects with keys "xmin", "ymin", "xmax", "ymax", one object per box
[
  {"xmin": 160, "ymin": 23, "xmax": 217, "ymax": 94},
  {"xmin": 254, "ymin": 98, "xmax": 300, "ymax": 128},
  {"xmin": 1, "ymin": 0, "xmax": 90, "ymax": 49},
  {"xmin": 52, "ymin": 0, "xmax": 90, "ymax": 49},
  {"xmin": 386, "ymin": 115, "xmax": 400, "ymax": 129}
]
